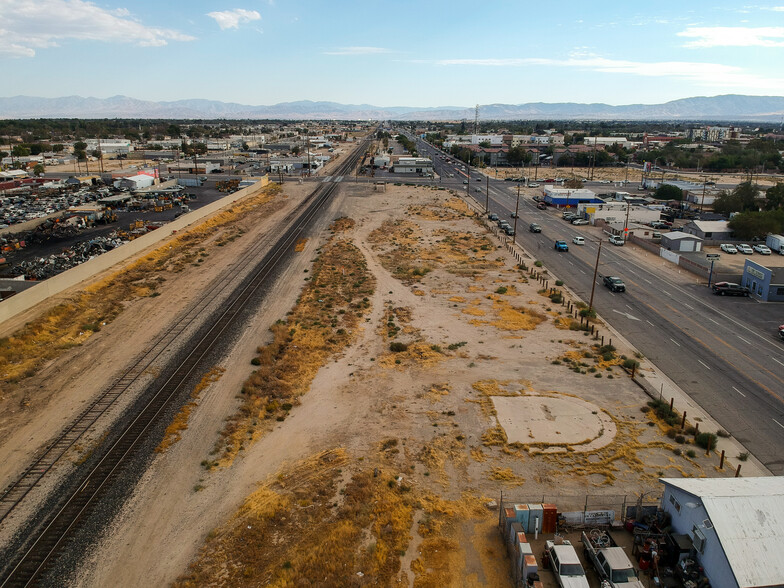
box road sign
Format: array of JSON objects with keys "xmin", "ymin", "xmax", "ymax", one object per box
[{"xmin": 706, "ymin": 253, "xmax": 721, "ymax": 260}]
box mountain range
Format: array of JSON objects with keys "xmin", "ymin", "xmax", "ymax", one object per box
[{"xmin": 1, "ymin": 94, "xmax": 784, "ymax": 122}]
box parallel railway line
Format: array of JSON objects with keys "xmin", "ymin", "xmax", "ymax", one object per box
[{"xmin": 0, "ymin": 135, "xmax": 370, "ymax": 587}]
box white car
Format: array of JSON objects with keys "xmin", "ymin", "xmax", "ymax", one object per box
[
  {"xmin": 609, "ymin": 235, "xmax": 625, "ymax": 246},
  {"xmin": 573, "ymin": 236, "xmax": 585, "ymax": 245},
  {"xmin": 720, "ymin": 244, "xmax": 738, "ymax": 254},
  {"xmin": 736, "ymin": 243, "xmax": 753, "ymax": 254},
  {"xmin": 571, "ymin": 218, "xmax": 589, "ymax": 226},
  {"xmin": 753, "ymin": 244, "xmax": 772, "ymax": 255},
  {"xmin": 528, "ymin": 182, "xmax": 540, "ymax": 188}
]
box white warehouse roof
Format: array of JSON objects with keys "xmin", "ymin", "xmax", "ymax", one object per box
[{"xmin": 661, "ymin": 477, "xmax": 784, "ymax": 588}]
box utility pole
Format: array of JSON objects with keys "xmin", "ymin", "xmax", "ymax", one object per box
[
  {"xmin": 588, "ymin": 239, "xmax": 603, "ymax": 314},
  {"xmin": 700, "ymin": 178, "xmax": 707, "ymax": 213},
  {"xmin": 513, "ymin": 184, "xmax": 520, "ymax": 236},
  {"xmin": 624, "ymin": 200, "xmax": 631, "ymax": 237}
]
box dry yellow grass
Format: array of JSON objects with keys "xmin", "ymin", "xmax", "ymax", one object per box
[
  {"xmin": 293, "ymin": 238, "xmax": 308, "ymax": 252},
  {"xmin": 215, "ymin": 232, "xmax": 375, "ymax": 466},
  {"xmin": 0, "ymin": 184, "xmax": 281, "ymax": 389},
  {"xmin": 156, "ymin": 367, "xmax": 225, "ymax": 453},
  {"xmin": 378, "ymin": 342, "xmax": 448, "ymax": 369},
  {"xmin": 488, "ymin": 467, "xmax": 526, "ymax": 486}
]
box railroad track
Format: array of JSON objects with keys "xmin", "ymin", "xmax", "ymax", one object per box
[{"xmin": 0, "ymin": 135, "xmax": 371, "ymax": 587}]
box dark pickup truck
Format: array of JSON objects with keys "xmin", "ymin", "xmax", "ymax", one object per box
[{"xmin": 712, "ymin": 282, "xmax": 750, "ymax": 296}]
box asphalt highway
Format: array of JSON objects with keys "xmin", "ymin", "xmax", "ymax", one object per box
[{"xmin": 413, "ymin": 135, "xmax": 784, "ymax": 475}]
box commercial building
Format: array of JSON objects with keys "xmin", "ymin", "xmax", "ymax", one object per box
[
  {"xmin": 85, "ymin": 140, "xmax": 133, "ymax": 154},
  {"xmin": 115, "ymin": 174, "xmax": 156, "ymax": 191},
  {"xmin": 659, "ymin": 477, "xmax": 784, "ymax": 588},
  {"xmin": 682, "ymin": 220, "xmax": 733, "ymax": 241},
  {"xmin": 742, "ymin": 259, "xmax": 784, "ymax": 302},
  {"xmin": 579, "ymin": 201, "xmax": 660, "ymax": 227},
  {"xmin": 542, "ymin": 187, "xmax": 602, "ymax": 208},
  {"xmin": 392, "ymin": 157, "xmax": 433, "ymax": 175},
  {"xmin": 660, "ymin": 231, "xmax": 703, "ymax": 252}
]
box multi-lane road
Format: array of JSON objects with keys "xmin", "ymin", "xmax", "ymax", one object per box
[{"xmin": 411, "ymin": 134, "xmax": 784, "ymax": 475}]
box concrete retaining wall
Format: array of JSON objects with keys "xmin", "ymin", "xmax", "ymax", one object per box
[{"xmin": 0, "ymin": 178, "xmax": 270, "ymax": 330}]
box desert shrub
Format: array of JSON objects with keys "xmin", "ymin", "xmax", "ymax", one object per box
[
  {"xmin": 686, "ymin": 449, "xmax": 696, "ymax": 458},
  {"xmin": 672, "ymin": 448, "xmax": 682, "ymax": 456},
  {"xmin": 555, "ymin": 280, "xmax": 564, "ymax": 286},
  {"xmin": 666, "ymin": 429, "xmax": 677, "ymax": 439},
  {"xmin": 250, "ymin": 357, "xmax": 261, "ymax": 366},
  {"xmin": 695, "ymin": 432, "xmax": 718, "ymax": 451},
  {"xmin": 495, "ymin": 286, "xmax": 508, "ymax": 294},
  {"xmin": 737, "ymin": 452, "xmax": 749, "ymax": 461},
  {"xmin": 549, "ymin": 293, "xmax": 563, "ymax": 303},
  {"xmin": 716, "ymin": 429, "xmax": 730, "ymax": 438},
  {"xmin": 675, "ymin": 435, "xmax": 686, "ymax": 444},
  {"xmin": 622, "ymin": 358, "xmax": 639, "ymax": 370},
  {"xmin": 389, "ymin": 342, "xmax": 408, "ymax": 352},
  {"xmin": 534, "ymin": 261, "xmax": 543, "ymax": 267}
]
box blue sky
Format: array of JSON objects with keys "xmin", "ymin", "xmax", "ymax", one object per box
[{"xmin": 1, "ymin": 0, "xmax": 784, "ymax": 107}]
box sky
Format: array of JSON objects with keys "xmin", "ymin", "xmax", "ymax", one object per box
[{"xmin": 1, "ymin": 0, "xmax": 784, "ymax": 107}]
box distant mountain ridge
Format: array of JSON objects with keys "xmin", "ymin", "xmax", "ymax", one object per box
[{"xmin": 1, "ymin": 94, "xmax": 783, "ymax": 121}]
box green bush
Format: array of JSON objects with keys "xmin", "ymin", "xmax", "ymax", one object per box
[
  {"xmin": 675, "ymin": 435, "xmax": 686, "ymax": 444},
  {"xmin": 251, "ymin": 357, "xmax": 261, "ymax": 366},
  {"xmin": 495, "ymin": 286, "xmax": 508, "ymax": 294},
  {"xmin": 389, "ymin": 342, "xmax": 408, "ymax": 352},
  {"xmin": 555, "ymin": 280, "xmax": 564, "ymax": 286},
  {"xmin": 622, "ymin": 358, "xmax": 640, "ymax": 370},
  {"xmin": 695, "ymin": 432, "xmax": 718, "ymax": 451},
  {"xmin": 549, "ymin": 293, "xmax": 563, "ymax": 303},
  {"xmin": 686, "ymin": 449, "xmax": 696, "ymax": 458},
  {"xmin": 579, "ymin": 308, "xmax": 596, "ymax": 319},
  {"xmin": 534, "ymin": 261, "xmax": 543, "ymax": 267}
]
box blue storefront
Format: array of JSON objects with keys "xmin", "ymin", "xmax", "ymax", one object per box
[{"xmin": 741, "ymin": 259, "xmax": 784, "ymax": 302}]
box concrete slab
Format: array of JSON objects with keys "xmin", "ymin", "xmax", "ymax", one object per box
[{"xmin": 492, "ymin": 394, "xmax": 616, "ymax": 453}]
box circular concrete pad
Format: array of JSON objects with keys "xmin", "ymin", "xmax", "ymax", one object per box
[{"xmin": 491, "ymin": 394, "xmax": 616, "ymax": 452}]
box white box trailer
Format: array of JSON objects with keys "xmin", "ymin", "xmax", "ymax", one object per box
[{"xmin": 765, "ymin": 234, "xmax": 784, "ymax": 255}]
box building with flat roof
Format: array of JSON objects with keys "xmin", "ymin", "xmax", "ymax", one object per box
[{"xmin": 392, "ymin": 157, "xmax": 433, "ymax": 175}]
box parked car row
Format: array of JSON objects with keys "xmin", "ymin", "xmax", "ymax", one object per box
[{"xmin": 721, "ymin": 243, "xmax": 771, "ymax": 255}]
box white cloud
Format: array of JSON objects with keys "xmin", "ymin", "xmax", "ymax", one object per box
[
  {"xmin": 0, "ymin": 0, "xmax": 194, "ymax": 58},
  {"xmin": 678, "ymin": 26, "xmax": 784, "ymax": 47},
  {"xmin": 323, "ymin": 46, "xmax": 392, "ymax": 56},
  {"xmin": 206, "ymin": 9, "xmax": 261, "ymax": 30},
  {"xmin": 434, "ymin": 54, "xmax": 784, "ymax": 93}
]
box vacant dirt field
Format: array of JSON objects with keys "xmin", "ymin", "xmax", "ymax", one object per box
[{"xmin": 1, "ymin": 175, "xmax": 741, "ymax": 587}]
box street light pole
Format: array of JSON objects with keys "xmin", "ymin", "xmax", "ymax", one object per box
[
  {"xmin": 588, "ymin": 239, "xmax": 603, "ymax": 314},
  {"xmin": 513, "ymin": 184, "xmax": 520, "ymax": 236}
]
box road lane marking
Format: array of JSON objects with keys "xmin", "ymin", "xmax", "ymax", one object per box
[
  {"xmin": 707, "ymin": 318, "xmax": 720, "ymax": 325},
  {"xmin": 662, "ymin": 290, "xmax": 671, "ymax": 296},
  {"xmin": 737, "ymin": 336, "xmax": 751, "ymax": 345},
  {"xmin": 698, "ymin": 360, "xmax": 711, "ymax": 370},
  {"xmin": 669, "ymin": 338, "xmax": 681, "ymax": 347},
  {"xmin": 335, "ymin": 175, "xmax": 344, "ymax": 183},
  {"xmin": 683, "ymin": 303, "xmax": 694, "ymax": 310},
  {"xmin": 642, "ymin": 278, "xmax": 652, "ymax": 284},
  {"xmin": 646, "ymin": 320, "xmax": 654, "ymax": 326},
  {"xmin": 732, "ymin": 386, "xmax": 746, "ymax": 398},
  {"xmin": 773, "ymin": 357, "xmax": 784, "ymax": 368},
  {"xmin": 774, "ymin": 419, "xmax": 784, "ymax": 430}
]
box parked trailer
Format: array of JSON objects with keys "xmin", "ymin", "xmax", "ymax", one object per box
[
  {"xmin": 765, "ymin": 234, "xmax": 784, "ymax": 255},
  {"xmin": 581, "ymin": 530, "xmax": 643, "ymax": 588}
]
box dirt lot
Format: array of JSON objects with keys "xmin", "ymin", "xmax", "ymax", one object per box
[{"xmin": 1, "ymin": 174, "xmax": 739, "ymax": 586}]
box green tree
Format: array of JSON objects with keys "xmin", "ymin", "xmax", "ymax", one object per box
[
  {"xmin": 763, "ymin": 183, "xmax": 784, "ymax": 211},
  {"xmin": 33, "ymin": 163, "xmax": 45, "ymax": 176},
  {"xmin": 291, "ymin": 145, "xmax": 301, "ymax": 156},
  {"xmin": 731, "ymin": 181, "xmax": 760, "ymax": 211},
  {"xmin": 91, "ymin": 149, "xmax": 102, "ymax": 158},
  {"xmin": 713, "ymin": 190, "xmax": 744, "ymax": 215},
  {"xmin": 654, "ymin": 184, "xmax": 684, "ymax": 201},
  {"xmin": 565, "ymin": 178, "xmax": 583, "ymax": 189},
  {"xmin": 11, "ymin": 145, "xmax": 30, "ymax": 157},
  {"xmin": 52, "ymin": 144, "xmax": 64, "ymax": 153},
  {"xmin": 728, "ymin": 210, "xmax": 784, "ymax": 239}
]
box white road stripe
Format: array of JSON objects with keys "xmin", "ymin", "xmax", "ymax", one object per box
[
  {"xmin": 773, "ymin": 419, "xmax": 784, "ymax": 430},
  {"xmin": 335, "ymin": 175, "xmax": 344, "ymax": 183},
  {"xmin": 662, "ymin": 290, "xmax": 671, "ymax": 296},
  {"xmin": 708, "ymin": 318, "xmax": 720, "ymax": 325},
  {"xmin": 683, "ymin": 303, "xmax": 694, "ymax": 310},
  {"xmin": 646, "ymin": 320, "xmax": 654, "ymax": 326},
  {"xmin": 626, "ymin": 304, "xmax": 633, "ymax": 310},
  {"xmin": 698, "ymin": 360, "xmax": 711, "ymax": 370},
  {"xmin": 732, "ymin": 386, "xmax": 746, "ymax": 398},
  {"xmin": 322, "ymin": 176, "xmax": 332, "ymax": 183},
  {"xmin": 669, "ymin": 338, "xmax": 681, "ymax": 347},
  {"xmin": 736, "ymin": 336, "xmax": 751, "ymax": 345},
  {"xmin": 772, "ymin": 357, "xmax": 784, "ymax": 368},
  {"xmin": 642, "ymin": 278, "xmax": 652, "ymax": 284}
]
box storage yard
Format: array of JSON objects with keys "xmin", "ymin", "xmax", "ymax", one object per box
[{"xmin": 0, "ymin": 141, "xmax": 778, "ymax": 586}]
